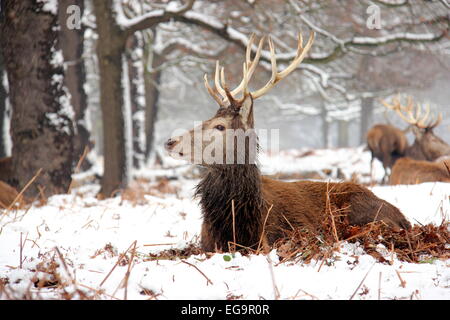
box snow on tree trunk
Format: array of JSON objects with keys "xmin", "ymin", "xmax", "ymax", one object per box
[
  {"xmin": 0, "ymin": 53, "xmax": 9, "ymax": 158},
  {"xmin": 1, "ymin": 0, "xmax": 75, "ymax": 198},
  {"xmin": 58, "ymin": 0, "xmax": 93, "ymax": 171},
  {"xmin": 143, "ymin": 46, "xmax": 162, "ymax": 163},
  {"xmin": 125, "ymin": 33, "xmax": 146, "ymax": 169},
  {"xmin": 93, "ymin": 0, "xmax": 130, "ymax": 197}
]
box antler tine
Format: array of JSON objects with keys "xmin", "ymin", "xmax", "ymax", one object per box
[
  {"xmin": 430, "ymin": 112, "xmax": 443, "ymax": 129},
  {"xmin": 230, "ymin": 34, "xmax": 266, "ymax": 97},
  {"xmin": 204, "ymin": 74, "xmax": 224, "ymax": 106},
  {"xmin": 203, "ymin": 31, "xmax": 314, "ymax": 105},
  {"xmin": 381, "ymin": 96, "xmax": 418, "ymax": 125},
  {"xmin": 251, "ymin": 31, "xmax": 315, "ymax": 99},
  {"xmin": 214, "ymin": 61, "xmax": 228, "ymax": 102},
  {"xmin": 278, "ymin": 31, "xmax": 314, "ymax": 78},
  {"xmin": 382, "ymin": 95, "xmax": 441, "ymax": 130}
]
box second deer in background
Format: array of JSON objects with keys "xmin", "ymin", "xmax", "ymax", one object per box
[{"xmin": 381, "ymin": 96, "xmax": 450, "ymax": 185}]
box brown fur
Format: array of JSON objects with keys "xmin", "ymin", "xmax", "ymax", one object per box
[
  {"xmin": 366, "ymin": 124, "xmax": 409, "ymax": 183},
  {"xmin": 196, "ymin": 163, "xmax": 411, "ymax": 252},
  {"xmin": 390, "ymin": 158, "xmax": 450, "ymax": 185},
  {"xmin": 0, "ymin": 157, "xmax": 13, "ymax": 183},
  {"xmin": 0, "ymin": 180, "xmax": 21, "ymax": 209}
]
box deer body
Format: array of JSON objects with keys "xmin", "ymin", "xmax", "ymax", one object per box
[
  {"xmin": 366, "ymin": 124, "xmax": 409, "ymax": 183},
  {"xmin": 0, "ymin": 180, "xmax": 21, "ymax": 209},
  {"xmin": 379, "ymin": 96, "xmax": 450, "ymax": 185},
  {"xmin": 197, "ymin": 164, "xmax": 410, "ymax": 251},
  {"xmin": 165, "ymin": 32, "xmax": 411, "ymax": 252},
  {"xmin": 390, "ymin": 158, "xmax": 450, "ymax": 185}
]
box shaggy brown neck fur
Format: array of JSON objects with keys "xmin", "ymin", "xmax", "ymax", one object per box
[{"xmin": 195, "ymin": 164, "xmax": 265, "ymax": 251}]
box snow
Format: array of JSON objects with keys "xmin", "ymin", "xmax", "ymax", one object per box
[
  {"xmin": 0, "ymin": 148, "xmax": 449, "ymax": 300},
  {"xmin": 37, "ymin": 0, "xmax": 58, "ymax": 15}
]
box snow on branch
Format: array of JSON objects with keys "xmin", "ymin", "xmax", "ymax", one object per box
[
  {"xmin": 352, "ymin": 32, "xmax": 440, "ymax": 45},
  {"xmin": 115, "ymin": 0, "xmax": 195, "ymax": 35}
]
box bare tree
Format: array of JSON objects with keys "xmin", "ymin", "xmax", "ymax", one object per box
[
  {"xmin": 0, "ymin": 51, "xmax": 7, "ymax": 158},
  {"xmin": 1, "ymin": 0, "xmax": 74, "ymax": 198},
  {"xmin": 58, "ymin": 0, "xmax": 93, "ymax": 170}
]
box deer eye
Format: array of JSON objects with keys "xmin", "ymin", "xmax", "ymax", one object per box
[{"xmin": 215, "ymin": 125, "xmax": 226, "ymax": 131}]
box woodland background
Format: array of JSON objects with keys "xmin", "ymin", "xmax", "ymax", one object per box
[{"xmin": 1, "ymin": 0, "xmax": 449, "ymax": 198}]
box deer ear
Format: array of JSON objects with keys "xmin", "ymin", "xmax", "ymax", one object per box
[{"xmin": 239, "ymin": 94, "xmax": 254, "ymax": 127}]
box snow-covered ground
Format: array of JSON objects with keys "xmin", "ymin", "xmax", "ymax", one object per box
[{"xmin": 0, "ymin": 148, "xmax": 449, "ymax": 300}]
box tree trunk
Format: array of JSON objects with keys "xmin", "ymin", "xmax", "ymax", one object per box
[
  {"xmin": 320, "ymin": 101, "xmax": 329, "ymax": 148},
  {"xmin": 126, "ymin": 33, "xmax": 145, "ymax": 169},
  {"xmin": 337, "ymin": 120, "xmax": 349, "ymax": 148},
  {"xmin": 144, "ymin": 50, "xmax": 163, "ymax": 161},
  {"xmin": 0, "ymin": 51, "xmax": 7, "ymax": 158},
  {"xmin": 1, "ymin": 0, "xmax": 74, "ymax": 198},
  {"xmin": 93, "ymin": 0, "xmax": 131, "ymax": 197},
  {"xmin": 360, "ymin": 97, "xmax": 374, "ymax": 145},
  {"xmin": 58, "ymin": 0, "xmax": 93, "ymax": 170}
]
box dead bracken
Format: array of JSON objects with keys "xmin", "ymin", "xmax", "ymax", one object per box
[{"xmin": 274, "ymin": 215, "xmax": 450, "ymax": 264}]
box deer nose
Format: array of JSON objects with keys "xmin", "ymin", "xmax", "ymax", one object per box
[{"xmin": 164, "ymin": 138, "xmax": 177, "ymax": 150}]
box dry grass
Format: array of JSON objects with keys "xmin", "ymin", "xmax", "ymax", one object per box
[
  {"xmin": 274, "ymin": 209, "xmax": 450, "ymax": 265},
  {"xmin": 144, "ymin": 242, "xmax": 205, "ymax": 261}
]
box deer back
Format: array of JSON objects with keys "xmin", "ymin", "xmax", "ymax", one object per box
[{"xmin": 390, "ymin": 158, "xmax": 450, "ymax": 185}]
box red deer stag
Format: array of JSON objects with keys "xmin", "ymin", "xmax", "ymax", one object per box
[
  {"xmin": 382, "ymin": 97, "xmax": 450, "ymax": 185},
  {"xmin": 366, "ymin": 124, "xmax": 408, "ymax": 184},
  {"xmin": 164, "ymin": 32, "xmax": 411, "ymax": 252},
  {"xmin": 382, "ymin": 96, "xmax": 450, "ymax": 161}
]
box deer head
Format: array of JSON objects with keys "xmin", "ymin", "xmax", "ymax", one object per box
[
  {"xmin": 381, "ymin": 95, "xmax": 450, "ymax": 161},
  {"xmin": 164, "ymin": 32, "xmax": 315, "ymax": 166}
]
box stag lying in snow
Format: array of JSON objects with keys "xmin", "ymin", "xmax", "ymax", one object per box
[
  {"xmin": 379, "ymin": 97, "xmax": 450, "ymax": 185},
  {"xmin": 366, "ymin": 124, "xmax": 408, "ymax": 183},
  {"xmin": 164, "ymin": 32, "xmax": 411, "ymax": 252},
  {"xmin": 390, "ymin": 158, "xmax": 450, "ymax": 185}
]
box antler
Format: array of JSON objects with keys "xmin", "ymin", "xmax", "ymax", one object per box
[
  {"xmin": 381, "ymin": 95, "xmax": 442, "ymax": 129},
  {"xmin": 204, "ymin": 31, "xmax": 315, "ymax": 105}
]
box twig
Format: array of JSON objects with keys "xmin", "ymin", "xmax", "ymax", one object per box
[
  {"xmin": 181, "ymin": 260, "xmax": 213, "ymax": 286},
  {"xmin": 54, "ymin": 246, "xmax": 75, "ymax": 281},
  {"xmin": 291, "ymin": 288, "xmax": 319, "ymax": 300},
  {"xmin": 231, "ymin": 199, "xmax": 236, "ymax": 253},
  {"xmin": 404, "ymin": 230, "xmax": 415, "ymax": 261},
  {"xmin": 143, "ymin": 243, "xmax": 176, "ymax": 247},
  {"xmin": 256, "ymin": 204, "xmax": 274, "ymax": 254},
  {"xmin": 1, "ymin": 168, "xmax": 43, "ymax": 223},
  {"xmin": 99, "ymin": 241, "xmax": 136, "ymax": 287},
  {"xmin": 325, "ymin": 182, "xmax": 340, "ymax": 245},
  {"xmin": 123, "ymin": 241, "xmax": 137, "ymax": 300},
  {"xmin": 349, "ymin": 262, "xmax": 376, "ymax": 300},
  {"xmin": 67, "ymin": 146, "xmax": 90, "ymax": 194},
  {"xmin": 266, "ymin": 254, "xmax": 280, "ymax": 300},
  {"xmin": 395, "ymin": 270, "xmax": 407, "ymax": 288},
  {"xmin": 54, "ymin": 246, "xmax": 89, "ymax": 299}
]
